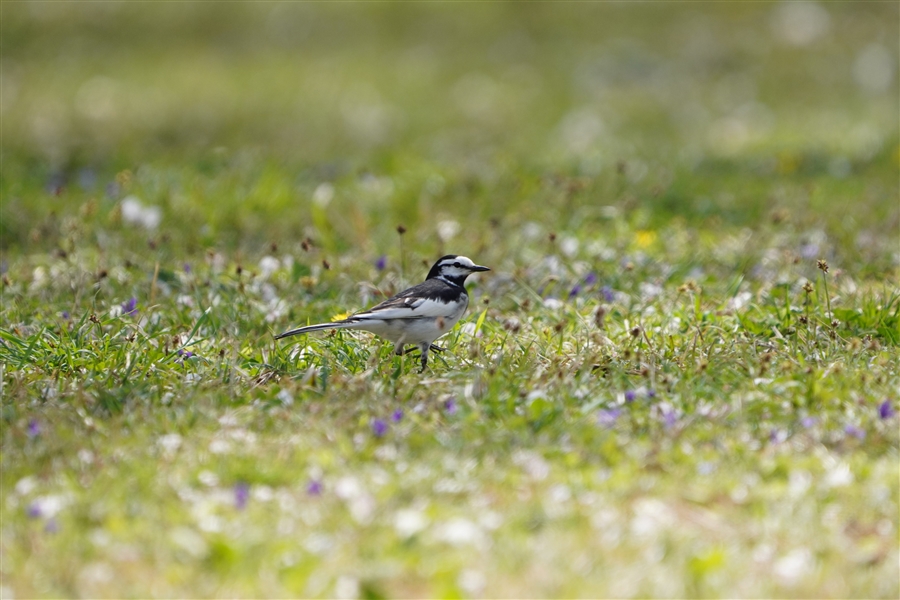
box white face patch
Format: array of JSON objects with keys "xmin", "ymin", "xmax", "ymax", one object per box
[{"xmin": 437, "ymin": 256, "xmax": 477, "ymax": 279}]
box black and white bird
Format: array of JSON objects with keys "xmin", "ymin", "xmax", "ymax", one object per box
[{"xmin": 275, "ymin": 255, "xmax": 490, "ymax": 371}]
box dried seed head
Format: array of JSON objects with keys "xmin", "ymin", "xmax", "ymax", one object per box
[
  {"xmin": 817, "ymin": 259, "xmax": 829, "ymax": 273},
  {"xmin": 503, "ymin": 318, "xmax": 521, "ymax": 333},
  {"xmin": 630, "ymin": 326, "xmax": 642, "ymax": 338},
  {"xmin": 802, "ymin": 281, "xmax": 814, "ymax": 294},
  {"xmin": 322, "ymin": 260, "xmax": 330, "ymax": 270},
  {"xmin": 396, "ymin": 224, "xmax": 407, "ymax": 235},
  {"xmin": 594, "ymin": 305, "xmax": 607, "ymax": 329}
]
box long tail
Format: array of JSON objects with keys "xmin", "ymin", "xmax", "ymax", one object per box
[{"xmin": 274, "ymin": 320, "xmax": 358, "ymax": 340}]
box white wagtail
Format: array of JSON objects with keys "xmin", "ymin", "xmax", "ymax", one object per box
[{"xmin": 275, "ymin": 255, "xmax": 490, "ymax": 371}]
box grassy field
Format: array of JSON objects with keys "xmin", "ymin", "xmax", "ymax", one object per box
[{"xmin": 2, "ymin": 3, "xmax": 898, "ymax": 598}]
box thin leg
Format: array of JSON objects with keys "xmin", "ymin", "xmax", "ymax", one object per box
[
  {"xmin": 429, "ymin": 344, "xmax": 445, "ymax": 353},
  {"xmin": 418, "ymin": 343, "xmax": 429, "ymax": 373}
]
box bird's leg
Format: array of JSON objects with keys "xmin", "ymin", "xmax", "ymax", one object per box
[
  {"xmin": 429, "ymin": 344, "xmax": 445, "ymax": 353},
  {"xmin": 418, "ymin": 343, "xmax": 429, "ymax": 373}
]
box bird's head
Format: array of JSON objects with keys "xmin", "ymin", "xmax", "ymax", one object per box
[{"xmin": 427, "ymin": 255, "xmax": 490, "ymax": 285}]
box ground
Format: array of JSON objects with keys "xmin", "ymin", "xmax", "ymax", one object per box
[{"xmin": 1, "ymin": 3, "xmax": 898, "ymax": 598}]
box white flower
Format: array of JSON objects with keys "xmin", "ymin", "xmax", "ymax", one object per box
[
  {"xmin": 121, "ymin": 196, "xmax": 161, "ymax": 230},
  {"xmin": 394, "ymin": 508, "xmax": 428, "ymax": 538}
]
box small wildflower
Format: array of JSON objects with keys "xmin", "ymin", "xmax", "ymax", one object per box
[
  {"xmin": 61, "ymin": 311, "xmax": 70, "ymax": 320},
  {"xmin": 121, "ymin": 297, "xmax": 138, "ymax": 316},
  {"xmin": 372, "ymin": 418, "xmax": 388, "ymax": 438},
  {"xmin": 444, "ymin": 398, "xmax": 458, "ymax": 415},
  {"xmin": 26, "ymin": 502, "xmax": 42, "ymax": 519},
  {"xmin": 800, "ymin": 416, "xmax": 817, "ymax": 428},
  {"xmin": 878, "ymin": 399, "xmax": 895, "ymax": 419},
  {"xmin": 234, "ymin": 482, "xmax": 250, "ymax": 510},
  {"xmin": 568, "ymin": 283, "xmax": 582, "ymax": 298},
  {"xmin": 183, "ymin": 263, "xmax": 192, "ymax": 273},
  {"xmin": 584, "ymin": 272, "xmax": 598, "ymax": 286},
  {"xmin": 600, "ymin": 286, "xmax": 614, "ymax": 302},
  {"xmin": 306, "ymin": 479, "xmax": 323, "ymax": 496},
  {"xmin": 624, "ymin": 390, "xmax": 637, "ymax": 403},
  {"xmin": 391, "ymin": 409, "xmax": 404, "ymax": 423},
  {"xmin": 27, "ymin": 418, "xmax": 40, "ymax": 439},
  {"xmin": 646, "ymin": 389, "xmax": 657, "ymax": 398},
  {"xmin": 375, "ymin": 255, "xmax": 387, "ymax": 271},
  {"xmin": 597, "ymin": 408, "xmax": 621, "ymax": 428},
  {"xmin": 661, "ymin": 409, "xmax": 677, "ymax": 429},
  {"xmin": 816, "ymin": 259, "xmax": 829, "ymax": 273},
  {"xmin": 44, "ymin": 518, "xmax": 59, "ymax": 534},
  {"xmin": 844, "ymin": 424, "xmax": 865, "ymax": 440}
]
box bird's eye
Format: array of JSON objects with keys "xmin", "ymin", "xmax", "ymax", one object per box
[{"xmin": 453, "ymin": 262, "xmax": 461, "ymax": 268}]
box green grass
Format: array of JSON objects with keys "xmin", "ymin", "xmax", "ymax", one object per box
[{"xmin": 2, "ymin": 3, "xmax": 898, "ymax": 598}]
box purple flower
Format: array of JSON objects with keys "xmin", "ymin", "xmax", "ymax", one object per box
[
  {"xmin": 26, "ymin": 418, "xmax": 40, "ymax": 439},
  {"xmin": 375, "ymin": 255, "xmax": 387, "ymax": 271},
  {"xmin": 44, "ymin": 518, "xmax": 59, "ymax": 534},
  {"xmin": 61, "ymin": 311, "xmax": 70, "ymax": 320},
  {"xmin": 844, "ymin": 424, "xmax": 866, "ymax": 440},
  {"xmin": 371, "ymin": 418, "xmax": 388, "ymax": 438},
  {"xmin": 879, "ymin": 400, "xmax": 895, "ymax": 420},
  {"xmin": 584, "ymin": 272, "xmax": 598, "ymax": 286},
  {"xmin": 646, "ymin": 389, "xmax": 656, "ymax": 398},
  {"xmin": 176, "ymin": 349, "xmax": 194, "ymax": 365},
  {"xmin": 624, "ymin": 390, "xmax": 637, "ymax": 403},
  {"xmin": 234, "ymin": 482, "xmax": 250, "ymax": 509},
  {"xmin": 799, "ymin": 243, "xmax": 819, "ymax": 259},
  {"xmin": 597, "ymin": 408, "xmax": 621, "ymax": 428},
  {"xmin": 121, "ymin": 297, "xmax": 138, "ymax": 316},
  {"xmin": 391, "ymin": 409, "xmax": 404, "ymax": 423},
  {"xmin": 769, "ymin": 429, "xmax": 787, "ymax": 444},
  {"xmin": 600, "ymin": 286, "xmax": 615, "ymax": 302},
  {"xmin": 26, "ymin": 502, "xmax": 42, "ymax": 519},
  {"xmin": 183, "ymin": 263, "xmax": 192, "ymax": 274},
  {"xmin": 444, "ymin": 398, "xmax": 457, "ymax": 415},
  {"xmin": 800, "ymin": 416, "xmax": 818, "ymax": 429},
  {"xmin": 306, "ymin": 479, "xmax": 323, "ymax": 496},
  {"xmin": 661, "ymin": 409, "xmax": 677, "ymax": 429},
  {"xmin": 568, "ymin": 283, "xmax": 582, "ymax": 298}
]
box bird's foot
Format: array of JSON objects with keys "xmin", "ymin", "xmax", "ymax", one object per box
[{"xmin": 429, "ymin": 344, "xmax": 445, "ymax": 353}]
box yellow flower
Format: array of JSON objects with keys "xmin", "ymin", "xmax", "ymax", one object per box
[
  {"xmin": 330, "ymin": 312, "xmax": 350, "ymax": 322},
  {"xmin": 635, "ymin": 230, "xmax": 657, "ymax": 249}
]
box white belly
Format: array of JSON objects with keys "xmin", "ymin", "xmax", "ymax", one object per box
[{"xmin": 354, "ymin": 297, "xmax": 468, "ymax": 346}]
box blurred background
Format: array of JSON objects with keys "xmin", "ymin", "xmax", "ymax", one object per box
[{"xmin": 2, "ymin": 2, "xmax": 897, "ymax": 261}]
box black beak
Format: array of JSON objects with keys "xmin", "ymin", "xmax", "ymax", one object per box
[{"xmin": 470, "ymin": 265, "xmax": 490, "ymax": 272}]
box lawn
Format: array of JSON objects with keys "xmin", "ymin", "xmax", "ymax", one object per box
[{"xmin": 1, "ymin": 3, "xmax": 898, "ymax": 598}]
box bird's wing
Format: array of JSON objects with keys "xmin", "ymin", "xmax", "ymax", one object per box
[{"xmin": 350, "ymin": 281, "xmax": 460, "ymax": 321}]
